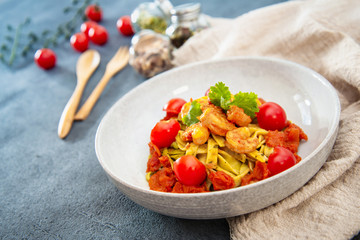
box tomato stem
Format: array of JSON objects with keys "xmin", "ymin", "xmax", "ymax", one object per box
[{"xmin": 8, "ymin": 21, "xmax": 23, "ymax": 66}]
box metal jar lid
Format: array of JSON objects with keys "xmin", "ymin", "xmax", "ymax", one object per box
[{"xmin": 170, "ymin": 3, "xmax": 201, "ymax": 22}]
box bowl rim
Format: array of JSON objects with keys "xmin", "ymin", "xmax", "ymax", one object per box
[{"xmin": 95, "ymin": 56, "xmax": 341, "ymax": 199}]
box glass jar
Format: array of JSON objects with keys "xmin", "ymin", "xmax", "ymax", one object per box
[
  {"xmin": 131, "ymin": 1, "xmax": 170, "ymax": 34},
  {"xmin": 154, "ymin": 0, "xmax": 174, "ymax": 19},
  {"xmin": 129, "ymin": 30, "xmax": 173, "ymax": 78},
  {"xmin": 165, "ymin": 3, "xmax": 209, "ymax": 48}
]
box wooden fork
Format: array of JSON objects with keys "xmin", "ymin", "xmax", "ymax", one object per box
[{"xmin": 74, "ymin": 46, "xmax": 129, "ymax": 121}]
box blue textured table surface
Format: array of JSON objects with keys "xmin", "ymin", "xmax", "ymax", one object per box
[{"xmin": 0, "ymin": 0, "xmax": 288, "ymax": 239}]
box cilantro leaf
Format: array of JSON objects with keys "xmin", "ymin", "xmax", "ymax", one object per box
[
  {"xmin": 182, "ymin": 100, "xmax": 203, "ymax": 126},
  {"xmin": 208, "ymin": 82, "xmax": 232, "ymax": 110},
  {"xmin": 230, "ymin": 92, "xmax": 259, "ymax": 118}
]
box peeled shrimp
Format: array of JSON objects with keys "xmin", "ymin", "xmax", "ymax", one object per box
[
  {"xmin": 199, "ymin": 108, "xmax": 236, "ymax": 136},
  {"xmin": 226, "ymin": 105, "xmax": 252, "ymax": 127},
  {"xmin": 181, "ymin": 122, "xmax": 210, "ymax": 145},
  {"xmin": 225, "ymin": 127, "xmax": 259, "ymax": 153},
  {"xmin": 195, "ymin": 96, "xmax": 223, "ymax": 113},
  {"xmin": 179, "ymin": 101, "xmax": 191, "ymax": 121}
]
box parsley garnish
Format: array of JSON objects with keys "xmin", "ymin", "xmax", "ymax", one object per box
[
  {"xmin": 230, "ymin": 92, "xmax": 259, "ymax": 118},
  {"xmin": 208, "ymin": 82, "xmax": 232, "ymax": 110},
  {"xmin": 182, "ymin": 100, "xmax": 202, "ymax": 126},
  {"xmin": 208, "ymin": 82, "xmax": 259, "ymax": 118}
]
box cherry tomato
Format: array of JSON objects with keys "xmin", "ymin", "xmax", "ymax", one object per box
[
  {"xmin": 256, "ymin": 102, "xmax": 287, "ymax": 131},
  {"xmin": 163, "ymin": 98, "xmax": 187, "ymax": 115},
  {"xmin": 70, "ymin": 32, "xmax": 89, "ymax": 52},
  {"xmin": 116, "ymin": 16, "xmax": 134, "ymax": 36},
  {"xmin": 80, "ymin": 21, "xmax": 98, "ymax": 36},
  {"xmin": 34, "ymin": 48, "xmax": 56, "ymax": 70},
  {"xmin": 267, "ymin": 146, "xmax": 296, "ymax": 176},
  {"xmin": 85, "ymin": 4, "xmax": 102, "ymax": 22},
  {"xmin": 173, "ymin": 155, "xmax": 207, "ymax": 186},
  {"xmin": 88, "ymin": 25, "xmax": 108, "ymax": 45},
  {"xmin": 150, "ymin": 119, "xmax": 180, "ymax": 148}
]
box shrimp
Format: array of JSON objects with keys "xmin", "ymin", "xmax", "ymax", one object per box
[
  {"xmin": 181, "ymin": 122, "xmax": 210, "ymax": 145},
  {"xmin": 195, "ymin": 96, "xmax": 223, "ymax": 113},
  {"xmin": 199, "ymin": 108, "xmax": 236, "ymax": 136},
  {"xmin": 225, "ymin": 127, "xmax": 259, "ymax": 153},
  {"xmin": 226, "ymin": 105, "xmax": 252, "ymax": 127},
  {"xmin": 179, "ymin": 101, "xmax": 191, "ymax": 121},
  {"xmin": 179, "ymin": 97, "xmax": 222, "ymax": 121}
]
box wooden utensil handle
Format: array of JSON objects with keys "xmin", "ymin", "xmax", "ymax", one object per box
[
  {"xmin": 74, "ymin": 72, "xmax": 112, "ymax": 121},
  {"xmin": 58, "ymin": 84, "xmax": 84, "ymax": 139}
]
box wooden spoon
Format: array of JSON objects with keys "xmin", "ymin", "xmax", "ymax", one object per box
[
  {"xmin": 58, "ymin": 49, "xmax": 100, "ymax": 139},
  {"xmin": 74, "ymin": 46, "xmax": 129, "ymax": 121}
]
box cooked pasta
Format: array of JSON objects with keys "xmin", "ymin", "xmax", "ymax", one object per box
[
  {"xmin": 159, "ymin": 127, "xmax": 273, "ymax": 187},
  {"xmin": 146, "ymin": 82, "xmax": 308, "ymax": 193}
]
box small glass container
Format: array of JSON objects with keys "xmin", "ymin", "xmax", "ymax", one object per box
[
  {"xmin": 154, "ymin": 0, "xmax": 174, "ymax": 19},
  {"xmin": 129, "ymin": 30, "xmax": 173, "ymax": 78},
  {"xmin": 165, "ymin": 3, "xmax": 209, "ymax": 48},
  {"xmin": 131, "ymin": 2, "xmax": 170, "ymax": 34}
]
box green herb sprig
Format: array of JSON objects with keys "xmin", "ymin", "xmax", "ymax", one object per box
[
  {"xmin": 182, "ymin": 100, "xmax": 202, "ymax": 126},
  {"xmin": 181, "ymin": 82, "xmax": 259, "ymax": 126},
  {"xmin": 208, "ymin": 82, "xmax": 259, "ymax": 118},
  {"xmin": 0, "ymin": 0, "xmax": 94, "ymax": 67}
]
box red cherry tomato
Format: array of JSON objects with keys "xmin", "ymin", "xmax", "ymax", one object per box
[
  {"xmin": 70, "ymin": 32, "xmax": 89, "ymax": 52},
  {"xmin": 150, "ymin": 119, "xmax": 180, "ymax": 148},
  {"xmin": 256, "ymin": 102, "xmax": 287, "ymax": 131},
  {"xmin": 85, "ymin": 4, "xmax": 102, "ymax": 22},
  {"xmin": 80, "ymin": 21, "xmax": 98, "ymax": 36},
  {"xmin": 163, "ymin": 98, "xmax": 187, "ymax": 115},
  {"xmin": 116, "ymin": 16, "xmax": 134, "ymax": 36},
  {"xmin": 88, "ymin": 25, "xmax": 108, "ymax": 45},
  {"xmin": 267, "ymin": 146, "xmax": 296, "ymax": 176},
  {"xmin": 34, "ymin": 48, "xmax": 56, "ymax": 70},
  {"xmin": 173, "ymin": 155, "xmax": 207, "ymax": 186}
]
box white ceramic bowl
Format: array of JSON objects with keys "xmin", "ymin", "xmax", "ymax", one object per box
[{"xmin": 95, "ymin": 57, "xmax": 340, "ymax": 219}]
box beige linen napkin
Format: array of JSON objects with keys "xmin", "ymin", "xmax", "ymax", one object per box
[{"xmin": 173, "ymin": 0, "xmax": 360, "ymax": 239}]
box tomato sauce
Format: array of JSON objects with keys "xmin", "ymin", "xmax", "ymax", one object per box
[
  {"xmin": 149, "ymin": 167, "xmax": 177, "ymax": 192},
  {"xmin": 265, "ymin": 123, "xmax": 308, "ymax": 155},
  {"xmin": 208, "ymin": 171, "xmax": 235, "ymax": 190},
  {"xmin": 146, "ymin": 142, "xmax": 161, "ymax": 172},
  {"xmin": 171, "ymin": 182, "xmax": 208, "ymax": 193},
  {"xmin": 159, "ymin": 155, "xmax": 171, "ymax": 168},
  {"xmin": 241, "ymin": 161, "xmax": 270, "ymax": 186}
]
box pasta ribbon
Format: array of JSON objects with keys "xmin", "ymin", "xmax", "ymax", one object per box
[
  {"xmin": 186, "ymin": 143, "xmax": 199, "ymax": 156},
  {"xmin": 161, "ymin": 149, "xmax": 175, "ymax": 168},
  {"xmin": 146, "ymin": 172, "xmax": 153, "ymax": 181},
  {"xmin": 259, "ymin": 145, "xmax": 274, "ymax": 157},
  {"xmin": 248, "ymin": 160, "xmax": 255, "ymax": 171},
  {"xmin": 197, "ymin": 144, "xmax": 208, "ymax": 154},
  {"xmin": 251, "ymin": 128, "xmax": 268, "ymax": 138},
  {"xmin": 197, "ymin": 153, "xmax": 207, "ymax": 164},
  {"xmin": 163, "ymin": 148, "xmax": 185, "ymax": 161},
  {"xmin": 175, "ymin": 131, "xmax": 187, "ymax": 151},
  {"xmin": 246, "ymin": 150, "xmax": 267, "ymax": 163},
  {"xmin": 239, "ymin": 163, "xmax": 250, "ymax": 176},
  {"xmin": 219, "ymin": 148, "xmax": 246, "ymax": 163},
  {"xmin": 211, "ymin": 134, "xmax": 226, "ymax": 147},
  {"xmin": 206, "ymin": 138, "xmax": 218, "ymax": 165},
  {"xmin": 218, "ymin": 154, "xmax": 241, "ymax": 175}
]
